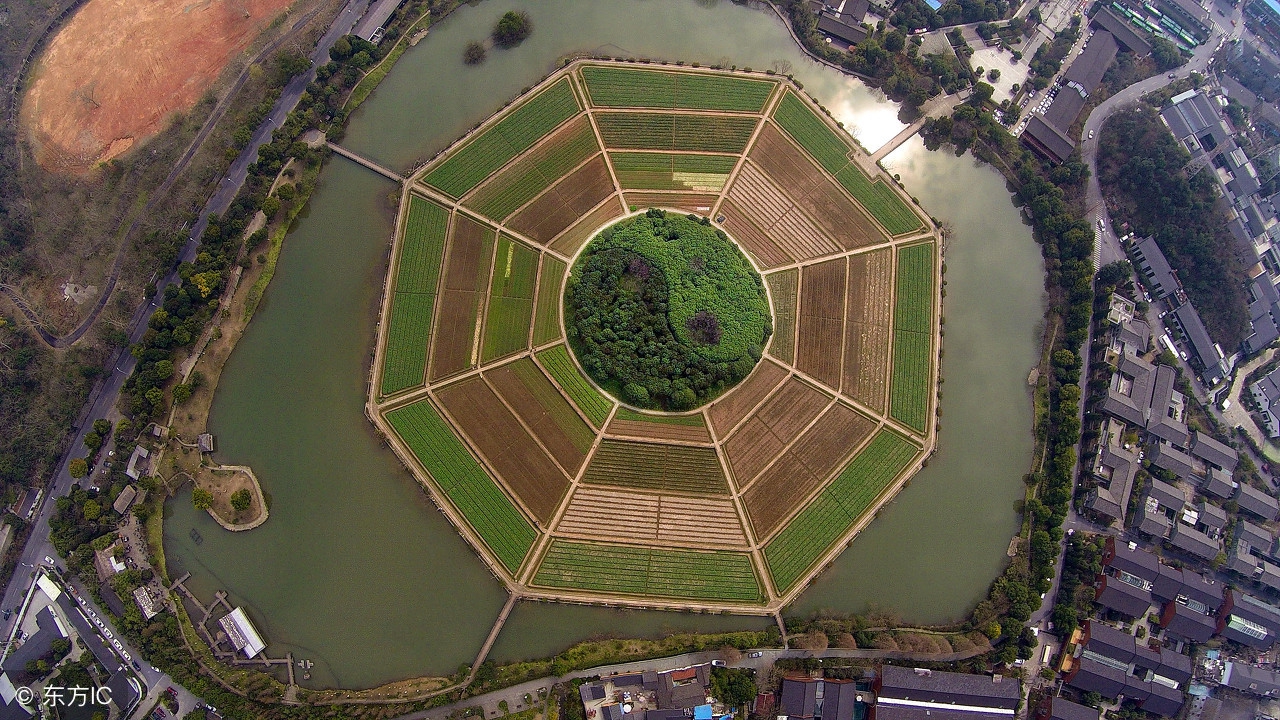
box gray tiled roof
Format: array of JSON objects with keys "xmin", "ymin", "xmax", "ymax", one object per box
[
  {"xmin": 1230, "ymin": 591, "xmax": 1280, "ymax": 633},
  {"xmin": 1132, "ymin": 237, "xmax": 1182, "ymax": 301},
  {"xmin": 1151, "ymin": 444, "xmax": 1195, "ymax": 480},
  {"xmin": 1090, "ymin": 7, "xmax": 1153, "ymax": 55},
  {"xmin": 1152, "ymin": 564, "xmax": 1185, "ymax": 602},
  {"xmin": 1147, "ymin": 478, "xmax": 1187, "ymax": 510},
  {"xmin": 1085, "ymin": 621, "xmax": 1138, "ymax": 663},
  {"xmin": 1238, "ymin": 520, "xmax": 1272, "ymax": 550},
  {"xmin": 1049, "ymin": 698, "xmax": 1099, "ymax": 720},
  {"xmin": 1169, "ymin": 523, "xmax": 1220, "ymax": 561},
  {"xmin": 1105, "ymin": 539, "xmax": 1161, "ymax": 580},
  {"xmin": 1097, "ymin": 576, "xmax": 1154, "ymax": 618},
  {"xmin": 1141, "ymin": 682, "xmax": 1185, "ymax": 717},
  {"xmin": 1163, "ymin": 602, "xmax": 1217, "ymax": 642},
  {"xmin": 1067, "ymin": 657, "xmax": 1127, "ymax": 697},
  {"xmin": 1195, "ymin": 500, "xmax": 1228, "ymax": 532},
  {"xmin": 1174, "ymin": 303, "xmax": 1224, "ymax": 383},
  {"xmin": 1229, "ymin": 540, "xmax": 1261, "ymax": 576},
  {"xmin": 1177, "ymin": 569, "xmax": 1225, "ymax": 608},
  {"xmin": 1190, "ymin": 431, "xmax": 1238, "ymax": 472},
  {"xmin": 1204, "ymin": 466, "xmax": 1237, "ymax": 499},
  {"xmin": 1223, "ymin": 662, "xmax": 1280, "ymax": 696},
  {"xmin": 878, "ymin": 667, "xmax": 1020, "ymax": 709},
  {"xmin": 1237, "ymin": 483, "xmax": 1280, "ymax": 520}
]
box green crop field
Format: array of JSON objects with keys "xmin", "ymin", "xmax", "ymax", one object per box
[
  {"xmin": 609, "ymin": 151, "xmax": 737, "ymax": 191},
  {"xmin": 481, "ymin": 236, "xmax": 539, "ymax": 362},
  {"xmin": 612, "ymin": 407, "xmax": 706, "ymax": 427},
  {"xmin": 467, "ymin": 120, "xmax": 600, "ymax": 221},
  {"xmin": 386, "ymin": 400, "xmax": 536, "ymax": 574},
  {"xmin": 506, "ymin": 358, "xmax": 597, "ymax": 454},
  {"xmin": 534, "ymin": 540, "xmax": 763, "ymax": 602},
  {"xmin": 889, "ymin": 243, "xmax": 934, "ymax": 432},
  {"xmin": 773, "ymin": 93, "xmax": 922, "ymax": 236},
  {"xmin": 536, "ymin": 344, "xmax": 614, "ymax": 427},
  {"xmin": 583, "ymin": 440, "xmax": 728, "ymax": 494},
  {"xmin": 766, "ymin": 270, "xmax": 798, "ymax": 364},
  {"xmin": 833, "ymin": 166, "xmax": 923, "ymax": 236},
  {"xmin": 423, "ymin": 77, "xmax": 581, "ymax": 198},
  {"xmin": 764, "ymin": 429, "xmax": 919, "ymax": 592},
  {"xmin": 580, "ymin": 65, "xmax": 776, "ymax": 112},
  {"xmin": 772, "ymin": 92, "xmax": 851, "ymax": 174},
  {"xmin": 381, "ymin": 197, "xmax": 450, "ymax": 396},
  {"xmin": 594, "ymin": 112, "xmax": 759, "ymax": 153},
  {"xmin": 532, "ymin": 256, "xmax": 566, "ymax": 346}
]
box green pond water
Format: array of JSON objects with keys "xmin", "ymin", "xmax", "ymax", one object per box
[{"xmin": 164, "ymin": 0, "xmax": 1043, "ymax": 689}]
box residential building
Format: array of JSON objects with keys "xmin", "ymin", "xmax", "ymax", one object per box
[
  {"xmin": 1090, "ymin": 7, "xmax": 1153, "ymax": 56},
  {"xmin": 1236, "ymin": 483, "xmax": 1280, "ymax": 520},
  {"xmin": 876, "ymin": 667, "xmax": 1020, "ymax": 718},
  {"xmin": 1173, "ymin": 303, "xmax": 1227, "ymax": 386},
  {"xmin": 780, "ymin": 678, "xmax": 860, "ymax": 720},
  {"xmin": 1251, "ymin": 363, "xmax": 1280, "ymax": 438},
  {"xmin": 1160, "ymin": 91, "xmax": 1231, "ymax": 157},
  {"xmin": 1188, "ymin": 431, "xmax": 1239, "ymax": 473},
  {"xmin": 1220, "ymin": 661, "xmax": 1280, "ymax": 696},
  {"xmin": 1022, "ymin": 32, "xmax": 1120, "ymax": 163},
  {"xmin": 1155, "ymin": 0, "xmax": 1212, "ymax": 40}
]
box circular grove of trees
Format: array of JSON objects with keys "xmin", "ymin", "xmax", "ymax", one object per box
[{"xmin": 565, "ymin": 210, "xmax": 771, "ymax": 411}]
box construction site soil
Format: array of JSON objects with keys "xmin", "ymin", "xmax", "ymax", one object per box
[{"xmin": 21, "ymin": 0, "xmax": 294, "ymax": 173}]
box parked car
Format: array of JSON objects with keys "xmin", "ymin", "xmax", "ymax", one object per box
[
  {"xmin": 711, "ymin": 660, "xmax": 726, "ymax": 667},
  {"xmin": 749, "ymin": 651, "xmax": 764, "ymax": 658}
]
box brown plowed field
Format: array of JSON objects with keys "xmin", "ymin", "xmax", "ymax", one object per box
[
  {"xmin": 726, "ymin": 164, "xmax": 841, "ymax": 260},
  {"xmin": 724, "ymin": 377, "xmax": 830, "ymax": 482},
  {"xmin": 749, "ymin": 124, "xmax": 884, "ymax": 250},
  {"xmin": 557, "ymin": 487, "xmax": 748, "ymax": 548},
  {"xmin": 707, "ymin": 360, "xmax": 789, "ymax": 438},
  {"xmin": 718, "ymin": 199, "xmax": 793, "ymax": 269},
  {"xmin": 485, "ymin": 360, "xmax": 594, "ymax": 475},
  {"xmin": 623, "ymin": 192, "xmax": 720, "ymax": 215},
  {"xmin": 20, "ymin": 0, "xmax": 292, "ymax": 172},
  {"xmin": 744, "ymin": 403, "xmax": 875, "ymax": 537},
  {"xmin": 843, "ymin": 249, "xmax": 893, "ymax": 411},
  {"xmin": 548, "ymin": 195, "xmax": 627, "ymax": 256},
  {"xmin": 509, "ymin": 156, "xmax": 616, "ymax": 245},
  {"xmin": 606, "ymin": 418, "xmax": 712, "ymax": 444},
  {"xmin": 436, "ymin": 377, "xmax": 569, "ymax": 522},
  {"xmin": 797, "ymin": 259, "xmax": 847, "ymax": 388},
  {"xmin": 429, "ymin": 215, "xmax": 495, "ymax": 380}
]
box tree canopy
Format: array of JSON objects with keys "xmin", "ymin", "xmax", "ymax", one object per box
[
  {"xmin": 566, "ymin": 211, "xmax": 771, "ymax": 410},
  {"xmin": 492, "ymin": 11, "xmax": 532, "ymax": 48}
]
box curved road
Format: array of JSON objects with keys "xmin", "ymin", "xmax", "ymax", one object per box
[
  {"xmin": 0, "ymin": 0, "xmax": 329, "ymax": 349},
  {"xmin": 0, "ymin": 0, "xmax": 375, "ymax": 714}
]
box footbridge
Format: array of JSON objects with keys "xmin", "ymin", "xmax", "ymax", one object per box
[
  {"xmin": 868, "ymin": 92, "xmax": 965, "ymax": 164},
  {"xmin": 327, "ymin": 142, "xmax": 404, "ymax": 183}
]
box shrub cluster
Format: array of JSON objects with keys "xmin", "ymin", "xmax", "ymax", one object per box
[{"xmin": 566, "ymin": 211, "xmax": 770, "ymax": 410}]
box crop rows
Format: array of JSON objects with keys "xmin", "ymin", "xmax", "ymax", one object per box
[
  {"xmin": 771, "ymin": 92, "xmax": 851, "ymax": 174},
  {"xmin": 889, "ymin": 243, "xmax": 934, "ymax": 433},
  {"xmin": 594, "ymin": 112, "xmax": 759, "ymax": 153},
  {"xmin": 580, "ymin": 65, "xmax": 776, "ymax": 112},
  {"xmin": 423, "ymin": 77, "xmax": 581, "ymax": 198},
  {"xmin": 467, "ymin": 119, "xmax": 600, "ymax": 221},
  {"xmin": 582, "ymin": 440, "xmax": 728, "ymax": 494},
  {"xmin": 534, "ymin": 540, "xmax": 763, "ymax": 602},
  {"xmin": 386, "ymin": 400, "xmax": 536, "ymax": 574},
  {"xmin": 834, "ymin": 166, "xmax": 923, "ymax": 236},
  {"xmin": 766, "ymin": 270, "xmax": 798, "ymax": 364},
  {"xmin": 381, "ymin": 197, "xmax": 450, "ymax": 396},
  {"xmin": 764, "ymin": 429, "xmax": 919, "ymax": 592},
  {"xmin": 532, "ymin": 256, "xmax": 567, "ymax": 346},
  {"xmin": 482, "ymin": 236, "xmax": 540, "ymax": 363},
  {"xmin": 504, "ymin": 358, "xmax": 597, "ymax": 455},
  {"xmin": 894, "ymin": 243, "xmax": 935, "ymax": 333},
  {"xmin": 609, "ymin": 152, "xmax": 738, "ymax": 191},
  {"xmin": 536, "ymin": 344, "xmax": 614, "ymax": 427}
]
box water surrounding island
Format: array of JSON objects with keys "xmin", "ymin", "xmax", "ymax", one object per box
[{"xmin": 164, "ymin": 0, "xmax": 1044, "ymax": 688}]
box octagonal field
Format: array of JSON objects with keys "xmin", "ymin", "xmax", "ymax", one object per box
[{"xmin": 368, "ymin": 61, "xmax": 942, "ymax": 612}]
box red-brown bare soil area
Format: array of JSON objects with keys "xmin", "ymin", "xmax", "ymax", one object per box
[
  {"xmin": 706, "ymin": 359, "xmax": 788, "ymax": 438},
  {"xmin": 797, "ymin": 258, "xmax": 847, "ymax": 387},
  {"xmin": 437, "ymin": 377, "xmax": 570, "ymax": 522},
  {"xmin": 510, "ymin": 156, "xmax": 614, "ymax": 245},
  {"xmin": 843, "ymin": 249, "xmax": 893, "ymax": 410},
  {"xmin": 21, "ymin": 0, "xmax": 293, "ymax": 173}
]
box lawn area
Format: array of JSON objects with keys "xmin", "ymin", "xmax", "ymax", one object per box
[
  {"xmin": 386, "ymin": 399, "xmax": 536, "ymax": 574},
  {"xmin": 381, "ymin": 196, "xmax": 450, "ymax": 396},
  {"xmin": 534, "ymin": 540, "xmax": 763, "ymax": 602},
  {"xmin": 536, "ymin": 344, "xmax": 614, "ymax": 427},
  {"xmin": 422, "ymin": 77, "xmax": 581, "ymax": 198},
  {"xmin": 481, "ymin": 235, "xmax": 539, "ymax": 362},
  {"xmin": 580, "ymin": 65, "xmax": 776, "ymax": 112},
  {"xmin": 889, "ymin": 243, "xmax": 935, "ymax": 433},
  {"xmin": 764, "ymin": 429, "xmax": 919, "ymax": 592},
  {"xmin": 612, "ymin": 408, "xmax": 706, "ymax": 426}
]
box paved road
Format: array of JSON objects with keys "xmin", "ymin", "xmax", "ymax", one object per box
[
  {"xmin": 389, "ymin": 646, "xmax": 989, "ymax": 720},
  {"xmin": 0, "ymin": 0, "xmax": 376, "ymax": 711}
]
